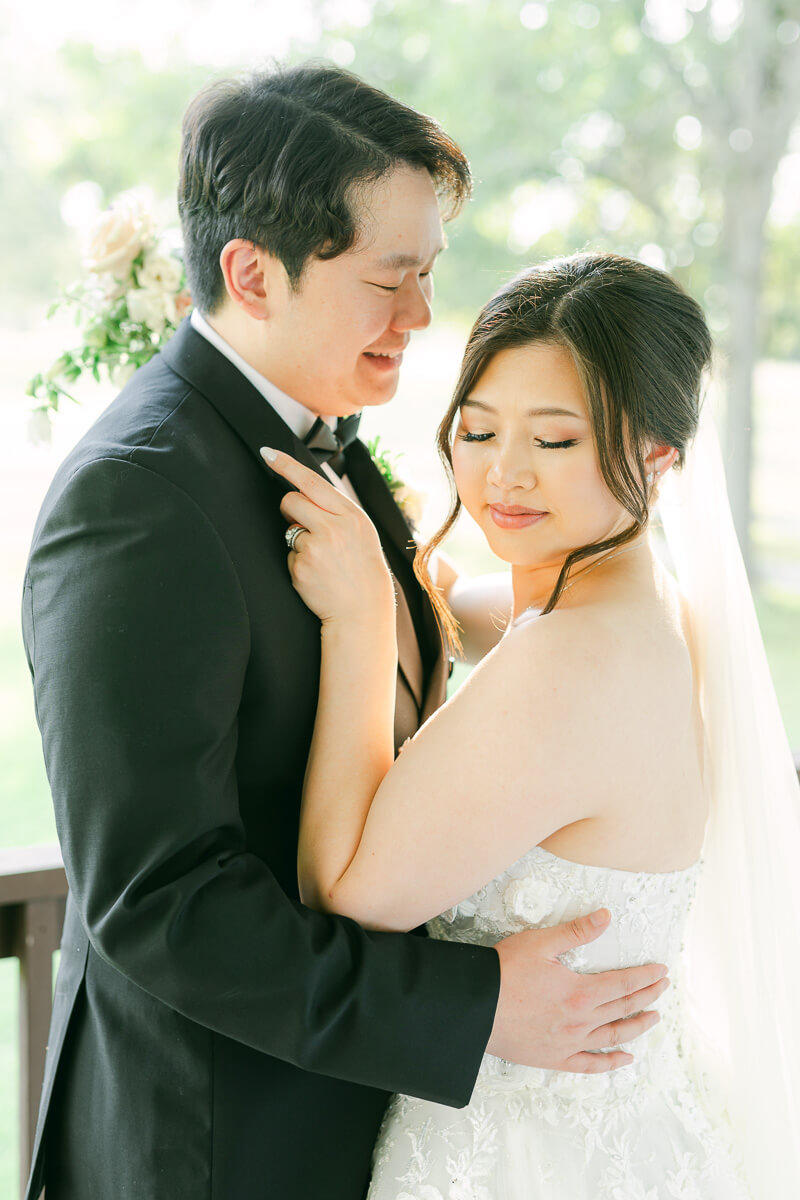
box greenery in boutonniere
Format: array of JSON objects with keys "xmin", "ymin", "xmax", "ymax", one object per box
[
  {"xmin": 26, "ymin": 190, "xmax": 192, "ymax": 443},
  {"xmin": 367, "ymin": 435, "xmax": 427, "ymax": 530}
]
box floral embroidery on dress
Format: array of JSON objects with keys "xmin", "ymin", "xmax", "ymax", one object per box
[{"xmin": 368, "ymin": 846, "xmax": 752, "ymax": 1200}]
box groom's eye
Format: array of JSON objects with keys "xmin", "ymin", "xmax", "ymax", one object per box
[{"xmin": 369, "ymin": 270, "xmax": 433, "ymax": 293}]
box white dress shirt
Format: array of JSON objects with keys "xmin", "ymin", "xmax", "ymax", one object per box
[{"xmin": 190, "ymin": 309, "xmax": 362, "ymax": 504}]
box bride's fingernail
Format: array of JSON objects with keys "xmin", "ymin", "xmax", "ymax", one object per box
[{"xmin": 260, "ymin": 446, "xmax": 277, "ymax": 463}]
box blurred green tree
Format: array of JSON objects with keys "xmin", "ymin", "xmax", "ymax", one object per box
[
  {"xmin": 0, "ymin": 42, "xmax": 209, "ymax": 308},
  {"xmin": 301, "ymin": 0, "xmax": 800, "ymax": 571},
  {"xmin": 3, "ymin": 2, "xmax": 798, "ymax": 570}
]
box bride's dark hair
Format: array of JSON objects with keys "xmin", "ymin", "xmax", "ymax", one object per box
[{"xmin": 416, "ymin": 252, "xmax": 713, "ymax": 653}]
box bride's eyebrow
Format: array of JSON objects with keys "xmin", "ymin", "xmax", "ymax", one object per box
[{"xmin": 461, "ymin": 398, "xmax": 585, "ymax": 419}]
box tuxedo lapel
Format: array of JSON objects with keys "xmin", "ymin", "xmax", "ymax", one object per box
[
  {"xmin": 421, "ymin": 650, "xmax": 449, "ymax": 723},
  {"xmin": 344, "ymin": 440, "xmax": 449, "ymax": 718},
  {"xmin": 160, "ymin": 321, "xmax": 443, "ymax": 716},
  {"xmin": 343, "ymin": 441, "xmax": 417, "ymax": 566},
  {"xmin": 161, "ymin": 320, "xmax": 329, "ymax": 486},
  {"xmin": 343, "ymin": 442, "xmax": 429, "ymax": 712}
]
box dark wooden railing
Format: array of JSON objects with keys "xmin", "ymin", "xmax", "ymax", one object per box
[
  {"xmin": 0, "ymin": 845, "xmax": 67, "ymax": 1200},
  {"xmin": 4, "ymin": 751, "xmax": 800, "ymax": 1197}
]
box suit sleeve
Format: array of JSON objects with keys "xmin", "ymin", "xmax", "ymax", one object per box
[{"xmin": 23, "ymin": 455, "xmax": 500, "ymax": 1107}]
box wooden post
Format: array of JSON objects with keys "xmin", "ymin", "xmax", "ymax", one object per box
[
  {"xmin": 0, "ymin": 846, "xmax": 68, "ymax": 1199},
  {"xmin": 13, "ymin": 897, "xmax": 66, "ymax": 1195}
]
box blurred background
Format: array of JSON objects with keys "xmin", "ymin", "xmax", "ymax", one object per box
[{"xmin": 1, "ymin": 0, "xmax": 799, "ymax": 1191}]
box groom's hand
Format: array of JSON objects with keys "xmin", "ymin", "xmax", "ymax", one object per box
[{"xmin": 487, "ymin": 909, "xmax": 669, "ymax": 1072}]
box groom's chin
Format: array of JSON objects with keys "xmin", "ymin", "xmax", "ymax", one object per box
[{"xmin": 347, "ymin": 380, "xmax": 403, "ymax": 413}]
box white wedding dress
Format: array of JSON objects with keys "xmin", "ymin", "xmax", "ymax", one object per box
[
  {"xmin": 367, "ymin": 404, "xmax": 800, "ymax": 1197},
  {"xmin": 367, "ymin": 842, "xmax": 752, "ymax": 1200}
]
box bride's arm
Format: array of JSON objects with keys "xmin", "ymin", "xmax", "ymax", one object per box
[
  {"xmin": 264, "ymin": 449, "xmax": 623, "ymax": 932},
  {"xmin": 260, "ymin": 449, "xmax": 401, "ymax": 913},
  {"xmin": 299, "ymin": 601, "xmax": 398, "ymax": 913}
]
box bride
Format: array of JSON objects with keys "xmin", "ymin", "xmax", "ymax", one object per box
[{"xmin": 262, "ymin": 253, "xmax": 799, "ymax": 1198}]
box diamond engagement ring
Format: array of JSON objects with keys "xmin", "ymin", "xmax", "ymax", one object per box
[{"xmin": 285, "ymin": 524, "xmax": 307, "ymax": 552}]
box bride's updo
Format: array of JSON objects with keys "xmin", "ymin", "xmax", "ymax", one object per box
[{"xmin": 416, "ymin": 252, "xmax": 713, "ymax": 648}]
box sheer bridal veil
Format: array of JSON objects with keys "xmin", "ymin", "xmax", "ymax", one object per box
[{"xmin": 657, "ymin": 402, "xmax": 800, "ymax": 1193}]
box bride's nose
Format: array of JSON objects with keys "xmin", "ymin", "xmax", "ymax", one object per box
[{"xmin": 485, "ymin": 440, "xmax": 537, "ymax": 491}]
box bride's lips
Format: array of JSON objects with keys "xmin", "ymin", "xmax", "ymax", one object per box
[{"xmin": 489, "ymin": 504, "xmax": 549, "ymax": 529}]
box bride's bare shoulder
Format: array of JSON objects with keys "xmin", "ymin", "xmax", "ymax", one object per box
[
  {"xmin": 494, "ymin": 605, "xmax": 633, "ymax": 706},
  {"xmin": 500, "ymin": 583, "xmax": 691, "ymax": 693}
]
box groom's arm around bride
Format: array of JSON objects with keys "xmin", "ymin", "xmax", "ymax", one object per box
[{"xmin": 21, "ymin": 63, "xmax": 666, "ymax": 1200}]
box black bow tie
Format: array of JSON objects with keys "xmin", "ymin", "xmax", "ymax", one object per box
[{"xmin": 303, "ymin": 414, "xmax": 361, "ymax": 477}]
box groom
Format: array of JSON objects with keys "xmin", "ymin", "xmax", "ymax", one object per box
[{"xmin": 23, "ymin": 64, "xmax": 667, "ymax": 1199}]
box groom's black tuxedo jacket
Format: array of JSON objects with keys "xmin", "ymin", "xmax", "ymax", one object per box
[{"xmin": 22, "ymin": 320, "xmax": 500, "ymax": 1200}]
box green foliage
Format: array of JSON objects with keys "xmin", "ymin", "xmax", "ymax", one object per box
[
  {"xmin": 366, "ymin": 434, "xmax": 405, "ymax": 494},
  {"xmin": 26, "ymin": 195, "xmax": 191, "ymax": 421}
]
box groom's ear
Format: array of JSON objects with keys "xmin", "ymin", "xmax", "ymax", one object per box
[{"xmin": 219, "ymin": 239, "xmax": 278, "ymax": 320}]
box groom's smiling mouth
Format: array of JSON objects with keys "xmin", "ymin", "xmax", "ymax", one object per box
[{"xmin": 363, "ymin": 346, "xmax": 405, "ymax": 372}]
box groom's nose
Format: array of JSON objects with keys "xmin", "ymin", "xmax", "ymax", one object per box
[{"xmin": 390, "ymin": 280, "xmax": 433, "ymax": 333}]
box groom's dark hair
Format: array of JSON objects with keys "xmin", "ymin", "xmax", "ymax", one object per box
[{"xmin": 178, "ymin": 62, "xmax": 472, "ymax": 313}]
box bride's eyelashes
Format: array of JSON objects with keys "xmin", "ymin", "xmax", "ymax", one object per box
[
  {"xmin": 456, "ymin": 431, "xmax": 579, "ymax": 450},
  {"xmin": 456, "ymin": 430, "xmax": 493, "ymax": 443}
]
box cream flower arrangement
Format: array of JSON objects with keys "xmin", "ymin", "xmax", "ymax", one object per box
[{"xmin": 27, "ymin": 190, "xmax": 191, "ymax": 440}]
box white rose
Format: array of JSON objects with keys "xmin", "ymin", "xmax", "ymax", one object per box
[
  {"xmin": 84, "ymin": 199, "xmax": 151, "ymax": 278},
  {"xmin": 393, "ymin": 483, "xmax": 427, "ymax": 527},
  {"xmin": 28, "ymin": 408, "xmax": 53, "ymax": 446},
  {"xmin": 137, "ymin": 250, "xmax": 183, "ymax": 293},
  {"xmin": 504, "ymin": 878, "xmax": 555, "ymax": 927},
  {"xmin": 126, "ymin": 287, "xmax": 170, "ymax": 333}
]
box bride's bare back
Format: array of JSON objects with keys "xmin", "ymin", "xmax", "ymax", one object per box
[{"xmin": 536, "ymin": 547, "xmax": 708, "ymax": 873}]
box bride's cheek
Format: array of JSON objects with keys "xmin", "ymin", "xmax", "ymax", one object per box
[
  {"xmin": 452, "ymin": 445, "xmax": 474, "ymax": 503},
  {"xmin": 460, "ymin": 478, "xmax": 484, "ymax": 523}
]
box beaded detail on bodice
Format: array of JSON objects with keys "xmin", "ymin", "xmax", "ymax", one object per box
[
  {"xmin": 368, "ymin": 845, "xmax": 752, "ymax": 1199},
  {"xmin": 426, "ymin": 844, "xmax": 702, "ymax": 1099}
]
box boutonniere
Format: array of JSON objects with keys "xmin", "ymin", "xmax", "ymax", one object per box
[
  {"xmin": 26, "ymin": 189, "xmax": 192, "ymax": 442},
  {"xmin": 366, "ymin": 435, "xmax": 427, "ymax": 531}
]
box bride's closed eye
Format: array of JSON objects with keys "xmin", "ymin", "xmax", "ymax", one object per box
[{"xmin": 457, "ymin": 431, "xmax": 579, "ymax": 450}]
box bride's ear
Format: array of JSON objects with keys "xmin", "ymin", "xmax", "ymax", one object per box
[{"xmin": 644, "ymin": 443, "xmax": 679, "ymax": 483}]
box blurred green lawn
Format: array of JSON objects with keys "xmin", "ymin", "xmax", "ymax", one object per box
[{"xmin": 1, "ymin": 330, "xmax": 799, "ymax": 1197}]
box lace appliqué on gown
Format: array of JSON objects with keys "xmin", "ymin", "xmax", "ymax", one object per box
[{"xmin": 368, "ymin": 846, "xmax": 752, "ymax": 1200}]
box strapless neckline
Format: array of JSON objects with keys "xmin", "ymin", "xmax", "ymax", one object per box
[{"xmin": 531, "ymin": 842, "xmax": 702, "ymax": 880}]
